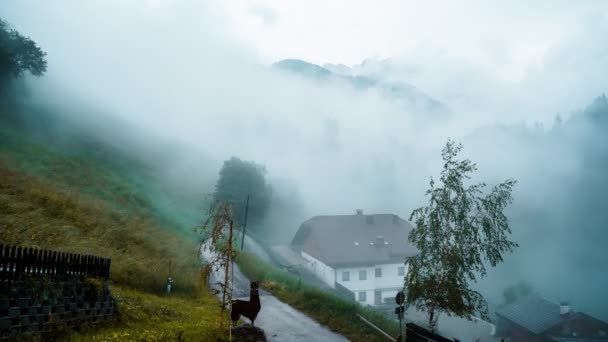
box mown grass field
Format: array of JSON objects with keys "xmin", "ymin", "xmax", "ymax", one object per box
[{"xmin": 236, "ymin": 252, "xmax": 401, "ymax": 342}]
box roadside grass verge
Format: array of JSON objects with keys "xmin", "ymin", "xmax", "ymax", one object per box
[{"xmin": 236, "ymin": 252, "xmax": 400, "ymax": 342}]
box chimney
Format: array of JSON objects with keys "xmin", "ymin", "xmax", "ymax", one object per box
[
  {"xmin": 356, "ymin": 209, "xmax": 363, "ymax": 215},
  {"xmin": 560, "ymin": 302, "xmax": 571, "ymax": 316},
  {"xmin": 375, "ymin": 235, "xmax": 385, "ymax": 247}
]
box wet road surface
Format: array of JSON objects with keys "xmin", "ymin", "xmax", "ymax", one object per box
[{"xmin": 202, "ymin": 243, "xmax": 349, "ymax": 342}]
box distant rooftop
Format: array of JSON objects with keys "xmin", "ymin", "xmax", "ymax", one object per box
[{"xmin": 496, "ymin": 294, "xmax": 566, "ymax": 334}]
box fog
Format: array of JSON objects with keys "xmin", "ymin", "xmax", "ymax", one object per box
[{"xmin": 2, "ymin": 0, "xmax": 607, "ymax": 321}]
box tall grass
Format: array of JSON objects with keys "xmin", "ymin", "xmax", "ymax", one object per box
[
  {"xmin": 0, "ymin": 161, "xmax": 201, "ymax": 296},
  {"xmin": 0, "ymin": 105, "xmax": 228, "ymax": 340},
  {"xmin": 236, "ymin": 252, "xmax": 400, "ymax": 342},
  {"xmin": 0, "ymin": 110, "xmax": 205, "ymax": 236},
  {"xmin": 63, "ymin": 286, "xmax": 229, "ymax": 342}
]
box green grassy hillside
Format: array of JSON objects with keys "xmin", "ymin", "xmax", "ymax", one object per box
[
  {"xmin": 0, "ymin": 103, "xmax": 206, "ymax": 233},
  {"xmin": 0, "ymin": 103, "xmax": 227, "ymax": 340}
]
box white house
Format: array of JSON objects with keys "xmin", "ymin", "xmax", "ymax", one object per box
[{"xmin": 291, "ymin": 210, "xmax": 418, "ymax": 306}]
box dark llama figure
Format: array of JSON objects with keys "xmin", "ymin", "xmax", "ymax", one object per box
[{"xmin": 231, "ymin": 281, "xmax": 261, "ymax": 326}]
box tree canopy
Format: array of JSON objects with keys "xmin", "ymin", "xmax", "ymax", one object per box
[
  {"xmin": 502, "ymin": 281, "xmax": 532, "ymax": 306},
  {"xmin": 213, "ymin": 157, "xmax": 271, "ymax": 230},
  {"xmin": 0, "ymin": 18, "xmax": 47, "ymax": 80},
  {"xmin": 405, "ymin": 139, "xmax": 517, "ymax": 330}
]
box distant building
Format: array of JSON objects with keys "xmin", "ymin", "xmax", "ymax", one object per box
[
  {"xmin": 496, "ymin": 294, "xmax": 608, "ymax": 342},
  {"xmin": 290, "ymin": 209, "xmax": 417, "ymax": 306}
]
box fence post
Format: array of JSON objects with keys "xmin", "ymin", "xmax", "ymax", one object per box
[
  {"xmin": 28, "ymin": 248, "xmax": 34, "ymax": 275},
  {"xmin": 10, "ymin": 246, "xmax": 17, "ymax": 282},
  {"xmin": 55, "ymin": 251, "xmax": 61, "ymax": 279},
  {"xmin": 0, "ymin": 244, "xmax": 4, "ymax": 278},
  {"xmin": 50, "ymin": 251, "xmax": 57, "ymax": 279},
  {"xmin": 43, "ymin": 250, "xmax": 50, "ymax": 277},
  {"xmin": 75, "ymin": 254, "xmax": 81, "ymax": 277},
  {"xmin": 22, "ymin": 247, "xmax": 30, "ymax": 277},
  {"xmin": 34, "ymin": 248, "xmax": 41, "ymax": 275},
  {"xmin": 95, "ymin": 256, "xmax": 99, "ymax": 277},
  {"xmin": 71, "ymin": 253, "xmax": 76, "ymax": 277},
  {"xmin": 58, "ymin": 252, "xmax": 65, "ymax": 280},
  {"xmin": 21, "ymin": 247, "xmax": 27, "ymax": 279},
  {"xmin": 0, "ymin": 245, "xmax": 5, "ymax": 280},
  {"xmin": 105, "ymin": 258, "xmax": 110, "ymax": 279},
  {"xmin": 16, "ymin": 247, "xmax": 23, "ymax": 280}
]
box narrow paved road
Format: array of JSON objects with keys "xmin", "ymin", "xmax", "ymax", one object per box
[{"xmin": 201, "ymin": 243, "xmax": 349, "ymax": 342}]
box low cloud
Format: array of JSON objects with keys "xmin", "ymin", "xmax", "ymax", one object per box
[{"xmin": 1, "ymin": 0, "xmax": 607, "ymax": 320}]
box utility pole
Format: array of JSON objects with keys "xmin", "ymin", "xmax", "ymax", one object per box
[
  {"xmin": 395, "ymin": 291, "xmax": 406, "ymax": 342},
  {"xmin": 240, "ymin": 194, "xmax": 250, "ymax": 250}
]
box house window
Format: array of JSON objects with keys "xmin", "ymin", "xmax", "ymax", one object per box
[
  {"xmin": 375, "ymin": 268, "xmax": 382, "ymax": 278},
  {"xmin": 358, "ymin": 291, "xmax": 367, "ymax": 302},
  {"xmin": 359, "ymin": 270, "xmax": 367, "ymax": 280},
  {"xmin": 342, "ymin": 271, "xmax": 350, "ymax": 282},
  {"xmin": 398, "ymin": 266, "xmax": 405, "ymax": 276}
]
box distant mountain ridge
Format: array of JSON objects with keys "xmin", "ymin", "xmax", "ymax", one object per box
[{"xmin": 272, "ymin": 59, "xmax": 446, "ymax": 113}]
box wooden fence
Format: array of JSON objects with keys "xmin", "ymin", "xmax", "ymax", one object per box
[{"xmin": 0, "ymin": 244, "xmax": 111, "ymax": 281}]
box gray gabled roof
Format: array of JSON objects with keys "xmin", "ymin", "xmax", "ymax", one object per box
[
  {"xmin": 291, "ymin": 213, "xmax": 418, "ymax": 268},
  {"xmin": 495, "ymin": 294, "xmax": 565, "ymax": 334}
]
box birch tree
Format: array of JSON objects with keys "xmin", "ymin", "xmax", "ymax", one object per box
[
  {"xmin": 198, "ymin": 201, "xmax": 238, "ymax": 338},
  {"xmin": 405, "ymin": 139, "xmax": 517, "ymax": 331}
]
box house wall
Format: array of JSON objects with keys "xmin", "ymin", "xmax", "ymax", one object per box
[
  {"xmin": 335, "ymin": 262, "xmax": 407, "ymax": 306},
  {"xmin": 300, "ymin": 251, "xmax": 336, "ymax": 288}
]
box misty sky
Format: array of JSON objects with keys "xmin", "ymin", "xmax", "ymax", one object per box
[
  {"xmin": 224, "ymin": 0, "xmax": 596, "ymax": 72},
  {"xmin": 3, "ymin": 0, "xmax": 608, "ymax": 127},
  {"xmin": 2, "ymin": 0, "xmax": 608, "ymax": 320}
]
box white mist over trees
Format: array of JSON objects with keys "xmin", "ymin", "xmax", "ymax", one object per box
[{"xmin": 1, "ymin": 0, "xmax": 607, "ymax": 321}]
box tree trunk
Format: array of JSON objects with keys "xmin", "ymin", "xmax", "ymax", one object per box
[
  {"xmin": 218, "ymin": 221, "xmax": 234, "ymax": 337},
  {"xmin": 428, "ymin": 308, "xmax": 439, "ymax": 332}
]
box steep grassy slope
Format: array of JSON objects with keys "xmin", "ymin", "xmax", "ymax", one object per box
[
  {"xmin": 0, "ymin": 106, "xmax": 205, "ymax": 234},
  {"xmin": 0, "ymin": 103, "xmax": 228, "ymax": 340},
  {"xmin": 0, "ymin": 161, "xmax": 200, "ymax": 293}
]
